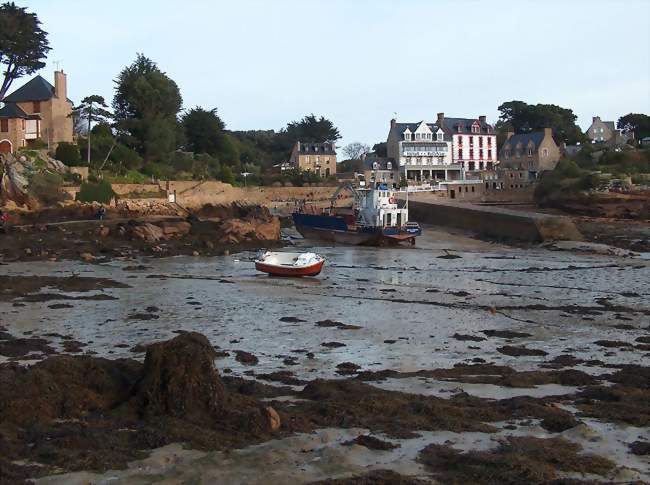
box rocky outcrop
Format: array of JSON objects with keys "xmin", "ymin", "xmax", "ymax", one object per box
[
  {"xmin": 219, "ymin": 217, "xmax": 280, "ymax": 244},
  {"xmin": 1, "ymin": 151, "xmax": 69, "ymax": 207},
  {"xmin": 130, "ymin": 221, "xmax": 192, "ymax": 242}
]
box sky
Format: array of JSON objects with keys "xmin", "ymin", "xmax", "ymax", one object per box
[{"xmin": 12, "ymin": 0, "xmax": 650, "ymax": 150}]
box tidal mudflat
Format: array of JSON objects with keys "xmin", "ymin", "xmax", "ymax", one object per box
[{"xmin": 1, "ymin": 226, "xmax": 648, "ymax": 483}]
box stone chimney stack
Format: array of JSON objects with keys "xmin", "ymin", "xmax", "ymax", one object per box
[
  {"xmin": 437, "ymin": 112, "xmax": 444, "ymax": 127},
  {"xmin": 479, "ymin": 115, "xmax": 486, "ymax": 124},
  {"xmin": 390, "ymin": 118, "xmax": 396, "ymax": 129},
  {"xmin": 54, "ymin": 70, "xmax": 67, "ymax": 99},
  {"xmin": 506, "ymin": 131, "xmax": 515, "ymax": 140},
  {"xmin": 592, "ymin": 116, "xmax": 600, "ymax": 123},
  {"xmin": 543, "ymin": 127, "xmax": 553, "ymax": 138}
]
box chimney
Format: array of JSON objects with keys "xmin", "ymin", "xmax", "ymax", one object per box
[
  {"xmin": 390, "ymin": 118, "xmax": 396, "ymax": 129},
  {"xmin": 54, "ymin": 70, "xmax": 67, "ymax": 99},
  {"xmin": 592, "ymin": 116, "xmax": 600, "ymax": 123},
  {"xmin": 506, "ymin": 131, "xmax": 515, "ymax": 140},
  {"xmin": 437, "ymin": 112, "xmax": 444, "ymax": 127},
  {"xmin": 479, "ymin": 115, "xmax": 486, "ymax": 124},
  {"xmin": 543, "ymin": 127, "xmax": 553, "ymax": 138}
]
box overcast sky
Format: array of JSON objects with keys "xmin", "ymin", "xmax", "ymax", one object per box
[{"xmin": 15, "ymin": 0, "xmax": 650, "ymax": 148}]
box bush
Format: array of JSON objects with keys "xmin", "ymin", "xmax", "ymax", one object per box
[
  {"xmin": 28, "ymin": 171, "xmax": 64, "ymax": 205},
  {"xmin": 219, "ymin": 165, "xmax": 235, "ymax": 185},
  {"xmin": 55, "ymin": 142, "xmax": 81, "ymax": 165},
  {"xmin": 76, "ymin": 180, "xmax": 115, "ymax": 204},
  {"xmin": 103, "ymin": 170, "xmax": 148, "ymax": 184}
]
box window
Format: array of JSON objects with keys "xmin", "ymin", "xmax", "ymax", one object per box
[
  {"xmin": 472, "ymin": 124, "xmax": 480, "ymax": 134},
  {"xmin": 457, "ymin": 125, "xmax": 462, "ymax": 133},
  {"xmin": 305, "ymin": 156, "xmax": 310, "ymax": 163},
  {"xmin": 487, "ymin": 137, "xmax": 492, "ymax": 147},
  {"xmin": 22, "ymin": 119, "xmax": 25, "ymax": 130},
  {"xmin": 0, "ymin": 119, "xmax": 8, "ymax": 132},
  {"xmin": 471, "ymin": 186, "xmax": 475, "ymax": 192},
  {"xmin": 387, "ymin": 161, "xmax": 392, "ymax": 170},
  {"xmin": 469, "ymin": 148, "xmax": 474, "ymax": 159},
  {"xmin": 488, "ymin": 149, "xmax": 492, "ymax": 159},
  {"xmin": 33, "ymin": 101, "xmax": 41, "ymax": 113},
  {"xmin": 479, "ymin": 137, "xmax": 483, "ymax": 148},
  {"xmin": 542, "ymin": 148, "xmax": 548, "ymax": 157},
  {"xmin": 458, "ymin": 148, "xmax": 463, "ymax": 159},
  {"xmin": 437, "ymin": 132, "xmax": 443, "ymax": 141},
  {"xmin": 527, "ymin": 148, "xmax": 533, "ymax": 156}
]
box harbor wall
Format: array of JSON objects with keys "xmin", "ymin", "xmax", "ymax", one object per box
[{"xmin": 406, "ymin": 199, "xmax": 582, "ymax": 242}]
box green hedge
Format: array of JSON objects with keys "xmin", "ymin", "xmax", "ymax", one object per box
[{"xmin": 76, "ymin": 180, "xmax": 115, "ymax": 204}]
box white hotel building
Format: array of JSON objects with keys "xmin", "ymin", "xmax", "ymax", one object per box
[{"xmin": 385, "ymin": 119, "xmax": 463, "ymax": 185}]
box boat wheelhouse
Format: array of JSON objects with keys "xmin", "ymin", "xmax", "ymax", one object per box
[{"xmin": 292, "ymin": 184, "xmax": 421, "ymax": 245}]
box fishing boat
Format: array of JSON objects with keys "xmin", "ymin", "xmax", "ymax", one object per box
[
  {"xmin": 292, "ymin": 183, "xmax": 422, "ymax": 246},
  {"xmin": 255, "ymin": 251, "xmax": 325, "ymax": 277}
]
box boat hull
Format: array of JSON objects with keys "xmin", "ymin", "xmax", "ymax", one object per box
[
  {"xmin": 294, "ymin": 225, "xmax": 381, "ymax": 245},
  {"xmin": 255, "ymin": 260, "xmax": 324, "ymax": 277}
]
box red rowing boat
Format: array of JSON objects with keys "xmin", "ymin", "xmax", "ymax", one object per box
[{"xmin": 255, "ymin": 251, "xmax": 325, "ymax": 277}]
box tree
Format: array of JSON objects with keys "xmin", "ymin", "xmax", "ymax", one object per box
[
  {"xmin": 617, "ymin": 113, "xmax": 650, "ymax": 140},
  {"xmin": 0, "ymin": 2, "xmax": 50, "ymax": 99},
  {"xmin": 55, "ymin": 142, "xmax": 80, "ymax": 165},
  {"xmin": 283, "ymin": 114, "xmax": 341, "ymax": 143},
  {"xmin": 496, "ymin": 100, "xmax": 585, "ymax": 145},
  {"xmin": 219, "ymin": 165, "xmax": 235, "ymax": 184},
  {"xmin": 182, "ymin": 107, "xmax": 225, "ymax": 155},
  {"xmin": 342, "ymin": 142, "xmax": 370, "ymax": 161},
  {"xmin": 72, "ymin": 95, "xmax": 113, "ymax": 165},
  {"xmin": 113, "ymin": 54, "xmax": 183, "ymax": 162},
  {"xmin": 372, "ymin": 142, "xmax": 387, "ymax": 157}
]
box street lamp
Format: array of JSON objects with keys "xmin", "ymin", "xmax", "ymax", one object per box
[{"xmin": 241, "ymin": 172, "xmax": 252, "ymax": 187}]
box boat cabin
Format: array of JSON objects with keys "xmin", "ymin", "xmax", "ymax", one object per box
[{"xmin": 355, "ymin": 186, "xmax": 408, "ymax": 229}]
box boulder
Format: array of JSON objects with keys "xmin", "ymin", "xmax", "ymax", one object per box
[
  {"xmin": 253, "ymin": 218, "xmax": 280, "ymax": 240},
  {"xmin": 131, "ymin": 223, "xmax": 164, "ymax": 242},
  {"xmin": 80, "ymin": 252, "xmax": 95, "ymax": 262},
  {"xmin": 132, "ymin": 332, "xmax": 226, "ymax": 424},
  {"xmin": 266, "ymin": 406, "xmax": 281, "ymax": 431},
  {"xmin": 158, "ymin": 221, "xmax": 192, "ymax": 237}
]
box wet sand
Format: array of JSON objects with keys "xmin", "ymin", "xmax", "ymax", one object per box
[{"xmin": 1, "ymin": 225, "xmax": 649, "ymax": 483}]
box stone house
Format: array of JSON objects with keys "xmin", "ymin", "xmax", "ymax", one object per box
[
  {"xmin": 362, "ymin": 157, "xmax": 399, "ymax": 189},
  {"xmin": 499, "ymin": 128, "xmax": 561, "ymax": 174},
  {"xmin": 288, "ymin": 141, "xmax": 337, "ymax": 176},
  {"xmin": 0, "ymin": 71, "xmax": 73, "ymax": 154},
  {"xmin": 586, "ymin": 116, "xmax": 632, "ymax": 145}
]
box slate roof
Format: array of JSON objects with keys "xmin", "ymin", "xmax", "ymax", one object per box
[
  {"xmin": 2, "ymin": 75, "xmax": 58, "ymax": 102},
  {"xmin": 500, "ymin": 132, "xmax": 546, "ymax": 153},
  {"xmin": 390, "ymin": 121, "xmax": 450, "ymax": 141},
  {"xmin": 364, "ymin": 157, "xmax": 395, "ymax": 170},
  {"xmin": 0, "ymin": 102, "xmax": 29, "ymax": 119},
  {"xmin": 603, "ymin": 121, "xmax": 616, "ymax": 131},
  {"xmin": 297, "ymin": 142, "xmax": 336, "ymax": 154},
  {"xmin": 441, "ymin": 117, "xmax": 493, "ymax": 135}
]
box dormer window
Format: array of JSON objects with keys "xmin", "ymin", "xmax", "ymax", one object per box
[
  {"xmin": 387, "ymin": 161, "xmax": 392, "ymax": 170},
  {"xmin": 437, "ymin": 131, "xmax": 443, "ymax": 141},
  {"xmin": 471, "ymin": 123, "xmax": 480, "ymax": 134},
  {"xmin": 457, "ymin": 125, "xmax": 462, "ymax": 133},
  {"xmin": 373, "ymin": 162, "xmax": 379, "ymax": 170}
]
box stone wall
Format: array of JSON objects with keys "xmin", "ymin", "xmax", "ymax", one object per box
[{"xmin": 407, "ymin": 197, "xmax": 582, "ymax": 242}]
